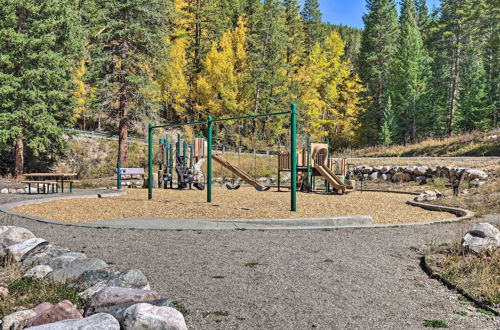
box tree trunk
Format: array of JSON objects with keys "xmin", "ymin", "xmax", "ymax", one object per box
[
  {"xmin": 15, "ymin": 135, "xmax": 24, "ymax": 178},
  {"xmin": 118, "ymin": 83, "xmax": 129, "ymax": 168}
]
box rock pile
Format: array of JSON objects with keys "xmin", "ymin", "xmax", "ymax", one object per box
[
  {"xmin": 414, "ymin": 190, "xmax": 443, "ymax": 202},
  {"xmin": 351, "ymin": 165, "xmax": 488, "ymax": 185},
  {"xmin": 462, "ymin": 223, "xmax": 500, "ymax": 253},
  {"xmin": 0, "ymin": 226, "xmax": 187, "ymax": 330}
]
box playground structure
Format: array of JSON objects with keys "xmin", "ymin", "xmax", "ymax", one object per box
[
  {"xmin": 153, "ymin": 134, "xmax": 271, "ymax": 192},
  {"xmin": 147, "ymin": 105, "xmax": 298, "ymax": 210},
  {"xmin": 278, "ymin": 139, "xmax": 354, "ymax": 194}
]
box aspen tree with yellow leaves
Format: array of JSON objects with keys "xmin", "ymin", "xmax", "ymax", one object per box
[{"xmin": 297, "ymin": 32, "xmax": 365, "ymax": 147}]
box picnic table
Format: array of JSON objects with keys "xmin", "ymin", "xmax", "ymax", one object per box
[{"xmin": 22, "ymin": 173, "xmax": 78, "ymax": 194}]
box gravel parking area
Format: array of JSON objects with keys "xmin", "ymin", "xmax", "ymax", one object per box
[{"xmin": 1, "ymin": 192, "xmax": 499, "ymax": 329}]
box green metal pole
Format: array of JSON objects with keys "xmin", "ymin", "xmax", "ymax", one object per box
[
  {"xmin": 307, "ymin": 137, "xmax": 311, "ymax": 193},
  {"xmin": 207, "ymin": 116, "xmax": 213, "ymax": 203},
  {"xmin": 183, "ymin": 141, "xmax": 187, "ymax": 168},
  {"xmin": 291, "ymin": 104, "xmax": 297, "ymax": 212},
  {"xmin": 148, "ymin": 123, "xmax": 153, "ymax": 200},
  {"xmin": 169, "ymin": 143, "xmax": 173, "ymax": 188},
  {"xmin": 117, "ymin": 162, "xmax": 121, "ymax": 190},
  {"xmin": 177, "ymin": 133, "xmax": 181, "ymax": 188}
]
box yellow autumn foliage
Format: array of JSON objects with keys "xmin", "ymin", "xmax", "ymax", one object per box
[{"xmin": 296, "ymin": 32, "xmax": 365, "ymax": 147}]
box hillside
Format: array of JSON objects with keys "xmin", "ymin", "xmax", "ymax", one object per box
[{"xmin": 336, "ymin": 129, "xmax": 500, "ymax": 158}]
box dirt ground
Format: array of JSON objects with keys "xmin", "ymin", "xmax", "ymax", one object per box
[{"xmin": 12, "ymin": 187, "xmax": 455, "ymax": 224}]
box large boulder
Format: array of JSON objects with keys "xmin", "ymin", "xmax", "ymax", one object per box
[
  {"xmin": 465, "ymin": 169, "xmax": 487, "ymax": 180},
  {"xmin": 91, "ymin": 299, "xmax": 172, "ymax": 323},
  {"xmin": 5, "ymin": 238, "xmax": 48, "ymax": 262},
  {"xmin": 462, "ymin": 223, "xmax": 500, "ymax": 253},
  {"xmin": 23, "ymin": 313, "xmax": 120, "ymax": 330},
  {"xmin": 107, "ymin": 269, "xmax": 150, "ymax": 290},
  {"xmin": 380, "ymin": 173, "xmax": 392, "ymax": 181},
  {"xmin": 25, "ymin": 300, "xmax": 82, "ymax": 328},
  {"xmin": 23, "ymin": 265, "xmax": 53, "ymax": 279},
  {"xmin": 122, "ymin": 303, "xmax": 187, "ymax": 330},
  {"xmin": 414, "ymin": 166, "xmax": 428, "ymax": 176},
  {"xmin": 47, "ymin": 258, "xmax": 108, "ymax": 283},
  {"xmin": 368, "ymin": 172, "xmax": 379, "ymax": 180},
  {"xmin": 361, "ymin": 166, "xmax": 373, "ymax": 174},
  {"xmin": 22, "ymin": 246, "xmax": 70, "ymax": 270},
  {"xmin": 85, "ymin": 287, "xmax": 160, "ymax": 316},
  {"xmin": 0, "ymin": 227, "xmax": 35, "ymax": 250},
  {"xmin": 49, "ymin": 252, "xmax": 87, "ymax": 270},
  {"xmin": 70, "ymin": 269, "xmax": 115, "ymax": 291},
  {"xmin": 1, "ymin": 310, "xmax": 37, "ymax": 330}
]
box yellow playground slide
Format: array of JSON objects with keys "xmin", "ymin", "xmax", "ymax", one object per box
[
  {"xmin": 314, "ymin": 164, "xmax": 347, "ymax": 194},
  {"xmin": 212, "ymin": 154, "xmax": 269, "ymax": 191}
]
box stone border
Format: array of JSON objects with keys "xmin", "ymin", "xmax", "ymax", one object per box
[
  {"xmin": 420, "ymin": 256, "xmax": 499, "ymax": 316},
  {"xmin": 0, "ymin": 190, "xmax": 474, "ymax": 231}
]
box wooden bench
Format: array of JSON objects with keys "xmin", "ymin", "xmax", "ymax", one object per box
[
  {"xmin": 21, "ymin": 181, "xmax": 59, "ymax": 194},
  {"xmin": 118, "ymin": 168, "xmax": 145, "ymax": 179}
]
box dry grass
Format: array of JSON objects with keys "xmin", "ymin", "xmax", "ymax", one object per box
[
  {"xmin": 426, "ymin": 224, "xmax": 500, "ymax": 307},
  {"xmin": 13, "ymin": 188, "xmax": 454, "ymax": 224},
  {"xmin": 337, "ymin": 129, "xmax": 500, "ymax": 157}
]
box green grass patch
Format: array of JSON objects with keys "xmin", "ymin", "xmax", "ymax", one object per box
[
  {"xmin": 455, "ymin": 311, "xmax": 467, "ymax": 316},
  {"xmin": 0, "ymin": 277, "xmax": 82, "ymax": 319},
  {"xmin": 423, "ymin": 319, "xmax": 449, "ymax": 328},
  {"xmin": 171, "ymin": 301, "xmax": 190, "ymax": 316},
  {"xmin": 476, "ymin": 308, "xmax": 495, "ymax": 317},
  {"xmin": 244, "ymin": 261, "xmax": 261, "ymax": 268}
]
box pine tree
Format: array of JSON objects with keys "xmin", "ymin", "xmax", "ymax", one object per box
[
  {"xmin": 251, "ymin": 0, "xmax": 287, "ymax": 114},
  {"xmin": 392, "ymin": 0, "xmax": 430, "ymax": 143},
  {"xmin": 301, "ymin": 0, "xmax": 323, "ymax": 55},
  {"xmin": 415, "ymin": 0, "xmax": 430, "ymax": 43},
  {"xmin": 358, "ymin": 0, "xmax": 399, "ymax": 144},
  {"xmin": 89, "ymin": 0, "xmax": 170, "ymax": 167},
  {"xmin": 0, "ymin": 0, "xmax": 82, "ymax": 177},
  {"xmin": 379, "ymin": 96, "xmax": 395, "ymax": 146}
]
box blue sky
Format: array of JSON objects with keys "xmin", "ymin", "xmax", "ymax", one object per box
[{"xmin": 316, "ymin": 0, "xmax": 441, "ymax": 28}]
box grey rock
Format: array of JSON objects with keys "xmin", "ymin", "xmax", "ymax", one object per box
[
  {"xmin": 0, "ymin": 188, "xmax": 8, "ymax": 194},
  {"xmin": 413, "ymin": 166, "xmax": 428, "ymax": 176},
  {"xmin": 5, "ymin": 238, "xmax": 48, "ymax": 262},
  {"xmin": 25, "ymin": 187, "xmax": 38, "ymax": 194},
  {"xmin": 462, "ymin": 223, "xmax": 500, "ymax": 253},
  {"xmin": 108, "ymin": 269, "xmax": 150, "ymax": 290},
  {"xmin": 1, "ymin": 309, "xmax": 37, "ymax": 330},
  {"xmin": 361, "ymin": 166, "xmax": 373, "ymax": 174},
  {"xmin": 380, "ymin": 166, "xmax": 391, "ymax": 174},
  {"xmin": 465, "ymin": 169, "xmax": 488, "ymax": 180},
  {"xmin": 415, "ymin": 176, "xmax": 427, "ymax": 183},
  {"xmin": 0, "ymin": 227, "xmax": 36, "ymax": 249},
  {"xmin": 85, "ymin": 287, "xmax": 161, "ymax": 316},
  {"xmin": 92, "ymin": 299, "xmax": 172, "ymax": 323},
  {"xmin": 23, "ymin": 313, "xmax": 120, "ymax": 330},
  {"xmin": 122, "ymin": 303, "xmax": 187, "ymax": 330},
  {"xmin": 78, "ymin": 281, "xmax": 108, "ymax": 300},
  {"xmin": 380, "ymin": 173, "xmax": 392, "ymax": 181},
  {"xmin": 16, "ymin": 188, "xmax": 25, "ymax": 194},
  {"xmin": 49, "ymin": 252, "xmax": 87, "ymax": 270},
  {"xmin": 47, "ymin": 258, "xmax": 108, "ymax": 283},
  {"xmin": 70, "ymin": 269, "xmax": 114, "ymax": 291},
  {"xmin": 368, "ymin": 172, "xmax": 379, "ymax": 180},
  {"xmin": 24, "ymin": 265, "xmax": 53, "ymax": 279},
  {"xmin": 22, "ymin": 246, "xmax": 70, "ymax": 270}
]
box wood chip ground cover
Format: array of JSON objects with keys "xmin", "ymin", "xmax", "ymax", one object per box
[{"xmin": 12, "ymin": 188, "xmax": 456, "ymax": 224}]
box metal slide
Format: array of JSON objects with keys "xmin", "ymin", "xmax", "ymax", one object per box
[
  {"xmin": 314, "ymin": 165, "xmax": 347, "ymax": 194},
  {"xmin": 212, "ymin": 154, "xmax": 270, "ymax": 191}
]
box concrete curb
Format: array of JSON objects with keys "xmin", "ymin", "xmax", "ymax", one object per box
[
  {"xmin": 420, "ymin": 256, "xmax": 499, "ymax": 316},
  {"xmin": 0, "ymin": 190, "xmax": 474, "ymax": 231}
]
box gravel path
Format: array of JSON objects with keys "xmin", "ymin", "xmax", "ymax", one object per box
[{"xmin": 1, "ymin": 191, "xmax": 499, "ymax": 329}]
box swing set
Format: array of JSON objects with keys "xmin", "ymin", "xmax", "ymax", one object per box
[{"xmin": 147, "ymin": 104, "xmax": 299, "ymax": 211}]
